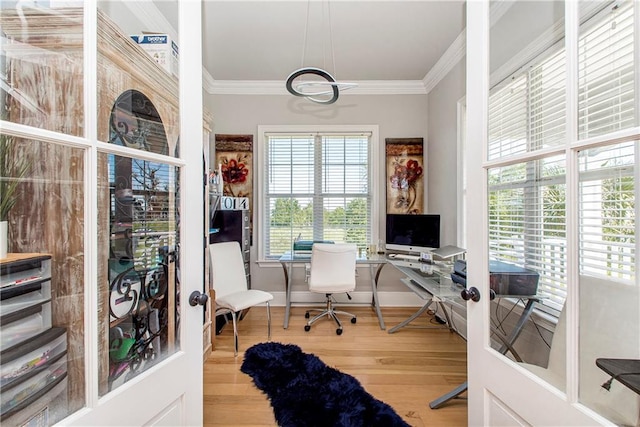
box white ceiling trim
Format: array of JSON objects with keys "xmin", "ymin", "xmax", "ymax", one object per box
[
  {"xmin": 421, "ymin": 0, "xmax": 518, "ymax": 94},
  {"xmin": 422, "ymin": 29, "xmax": 466, "ymax": 94},
  {"xmin": 205, "ymin": 79, "xmax": 428, "ymax": 96}
]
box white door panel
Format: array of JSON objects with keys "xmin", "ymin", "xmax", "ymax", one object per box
[
  {"xmin": 64, "ymin": 355, "xmax": 189, "ymax": 425},
  {"xmin": 465, "ymin": 1, "xmax": 636, "ymax": 426},
  {"xmin": 487, "ymin": 394, "xmax": 530, "ymax": 427}
]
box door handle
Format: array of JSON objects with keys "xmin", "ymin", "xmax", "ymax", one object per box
[
  {"xmin": 189, "ymin": 290, "xmax": 209, "ymax": 307},
  {"xmin": 461, "ymin": 286, "xmax": 481, "ymax": 302}
]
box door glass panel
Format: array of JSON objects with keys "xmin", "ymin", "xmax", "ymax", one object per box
[
  {"xmin": 578, "ymin": 0, "xmax": 636, "ymax": 139},
  {"xmin": 487, "ymin": 157, "xmax": 567, "ymax": 386},
  {"xmin": 0, "ymin": 137, "xmax": 85, "ymax": 424},
  {"xmin": 576, "ymin": 2, "xmax": 638, "ymax": 423},
  {"xmin": 488, "ymin": 0, "xmax": 568, "ymax": 385},
  {"xmin": 97, "ymin": 4, "xmax": 180, "ymax": 157},
  {"xmin": 0, "ymin": 3, "xmax": 85, "ymax": 137},
  {"xmin": 97, "ymin": 94, "xmax": 179, "ymax": 396},
  {"xmin": 578, "ymin": 141, "xmax": 639, "ymax": 425},
  {"xmin": 95, "ymin": 1, "xmax": 181, "ymax": 397},
  {"xmin": 489, "ymin": 1, "xmax": 566, "ymax": 161}
]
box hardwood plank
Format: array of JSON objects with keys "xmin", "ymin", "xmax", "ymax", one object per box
[{"xmin": 204, "ymin": 306, "xmax": 467, "ymax": 426}]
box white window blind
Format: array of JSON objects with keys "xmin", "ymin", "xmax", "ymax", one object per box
[
  {"xmin": 488, "ymin": 157, "xmax": 567, "ymax": 311},
  {"xmin": 578, "ymin": 2, "xmax": 635, "ymax": 138},
  {"xmin": 263, "ymin": 132, "xmax": 372, "ymax": 259},
  {"xmin": 487, "ymin": 1, "xmax": 636, "ymax": 310},
  {"xmin": 579, "ymin": 142, "xmax": 636, "ymax": 281},
  {"xmin": 488, "ymin": 49, "xmax": 566, "ymax": 160}
]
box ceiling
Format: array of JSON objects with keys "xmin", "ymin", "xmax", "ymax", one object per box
[{"xmin": 200, "ymin": 1, "xmax": 466, "ymax": 86}]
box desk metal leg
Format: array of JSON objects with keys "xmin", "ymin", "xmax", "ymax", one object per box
[
  {"xmin": 388, "ymin": 300, "xmax": 434, "ymax": 334},
  {"xmin": 429, "ymin": 381, "xmax": 468, "ymax": 409},
  {"xmin": 498, "ymin": 298, "xmax": 536, "ymax": 353},
  {"xmin": 281, "ymin": 262, "xmax": 293, "ymax": 329},
  {"xmin": 437, "ymin": 300, "xmax": 456, "ymax": 333},
  {"xmin": 369, "ymin": 263, "xmax": 386, "ymax": 330}
]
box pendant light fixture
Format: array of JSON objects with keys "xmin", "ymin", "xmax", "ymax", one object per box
[{"xmin": 285, "ymin": 0, "xmax": 357, "ymax": 104}]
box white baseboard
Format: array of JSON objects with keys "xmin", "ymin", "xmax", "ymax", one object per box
[{"xmin": 268, "ymin": 291, "xmax": 425, "ymax": 307}]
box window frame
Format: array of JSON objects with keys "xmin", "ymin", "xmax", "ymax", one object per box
[{"xmin": 256, "ymin": 124, "xmax": 380, "ymax": 263}]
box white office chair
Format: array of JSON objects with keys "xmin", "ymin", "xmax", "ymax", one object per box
[
  {"xmin": 304, "ymin": 243, "xmax": 357, "ymax": 335},
  {"xmin": 209, "ymin": 241, "xmax": 273, "ymax": 356}
]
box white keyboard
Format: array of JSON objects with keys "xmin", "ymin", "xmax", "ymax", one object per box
[{"xmin": 388, "ymin": 253, "xmax": 421, "ymax": 261}]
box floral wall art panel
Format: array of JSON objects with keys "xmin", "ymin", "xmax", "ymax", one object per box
[
  {"xmin": 214, "ymin": 133, "xmax": 253, "ymax": 232},
  {"xmin": 385, "ymin": 138, "xmax": 424, "ymax": 214}
]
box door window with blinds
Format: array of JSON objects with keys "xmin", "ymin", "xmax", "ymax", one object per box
[
  {"xmin": 258, "ymin": 128, "xmax": 376, "ymax": 260},
  {"xmin": 487, "ymin": 0, "xmax": 636, "ymax": 312}
]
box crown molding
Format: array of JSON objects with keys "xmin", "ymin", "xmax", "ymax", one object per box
[
  {"xmin": 421, "ymin": 0, "xmax": 516, "ymax": 94},
  {"xmin": 422, "ymin": 29, "xmax": 466, "ymax": 94},
  {"xmin": 203, "ymin": 68, "xmax": 216, "ymax": 93},
  {"xmin": 205, "ymin": 79, "xmax": 427, "ymax": 96}
]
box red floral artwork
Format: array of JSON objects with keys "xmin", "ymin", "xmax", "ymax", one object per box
[
  {"xmin": 385, "ymin": 138, "xmax": 424, "ymax": 214},
  {"xmin": 219, "ymin": 155, "xmax": 250, "ymax": 198},
  {"xmin": 215, "ymin": 135, "xmax": 253, "ymax": 213},
  {"xmin": 389, "ymin": 158, "xmax": 423, "ymax": 212},
  {"xmin": 221, "ymin": 158, "xmax": 249, "ymax": 186}
]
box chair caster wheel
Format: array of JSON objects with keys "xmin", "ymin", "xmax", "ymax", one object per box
[
  {"xmin": 336, "ymin": 328, "xmax": 343, "ymax": 335},
  {"xmin": 305, "ymin": 312, "xmax": 310, "ymax": 319},
  {"xmin": 304, "ymin": 325, "xmax": 311, "ymax": 332},
  {"xmin": 351, "ymin": 317, "xmax": 357, "ymax": 324}
]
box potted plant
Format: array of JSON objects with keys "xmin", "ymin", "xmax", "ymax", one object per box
[{"xmin": 0, "ymin": 135, "xmax": 30, "ymax": 258}]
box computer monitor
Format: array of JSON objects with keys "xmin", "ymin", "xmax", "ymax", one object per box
[{"xmin": 385, "ymin": 214, "xmax": 440, "ymax": 254}]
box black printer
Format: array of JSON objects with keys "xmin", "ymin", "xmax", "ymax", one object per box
[{"xmin": 451, "ymin": 259, "xmax": 539, "ymax": 296}]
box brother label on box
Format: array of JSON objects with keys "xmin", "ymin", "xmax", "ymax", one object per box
[{"xmin": 130, "ymin": 34, "xmax": 179, "ymax": 77}]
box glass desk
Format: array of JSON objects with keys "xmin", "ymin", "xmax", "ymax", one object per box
[
  {"xmin": 278, "ymin": 252, "xmax": 387, "ymax": 330},
  {"xmin": 387, "ymin": 258, "xmax": 544, "ymax": 409},
  {"xmin": 386, "ymin": 259, "xmax": 464, "ymax": 334}
]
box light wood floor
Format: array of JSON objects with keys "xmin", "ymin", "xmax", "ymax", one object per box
[{"xmin": 204, "ymin": 306, "xmax": 468, "ymax": 427}]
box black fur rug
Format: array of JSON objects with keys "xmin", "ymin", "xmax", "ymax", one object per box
[{"xmin": 240, "ymin": 342, "xmax": 410, "ymax": 427}]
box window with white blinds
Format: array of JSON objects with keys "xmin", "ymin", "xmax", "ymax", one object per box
[
  {"xmin": 487, "ymin": 1, "xmax": 636, "ymax": 311},
  {"xmin": 261, "ymin": 131, "xmax": 372, "ymax": 259}
]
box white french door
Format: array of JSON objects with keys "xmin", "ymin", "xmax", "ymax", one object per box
[
  {"xmin": 466, "ymin": 1, "xmax": 639, "ymax": 426},
  {"xmin": 64, "ymin": 2, "xmax": 204, "ymax": 425},
  {"xmin": 1, "ymin": 0, "xmax": 204, "ymax": 424}
]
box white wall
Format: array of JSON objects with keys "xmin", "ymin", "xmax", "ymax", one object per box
[
  {"xmin": 205, "ymin": 93, "xmax": 435, "ymax": 299},
  {"xmin": 427, "ymin": 59, "xmax": 466, "ymax": 247}
]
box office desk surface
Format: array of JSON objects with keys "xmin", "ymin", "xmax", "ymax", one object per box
[{"xmin": 387, "ymin": 259, "xmax": 463, "ymax": 301}]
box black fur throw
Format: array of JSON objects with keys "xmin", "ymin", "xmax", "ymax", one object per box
[{"xmin": 240, "ymin": 342, "xmax": 410, "ymax": 427}]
